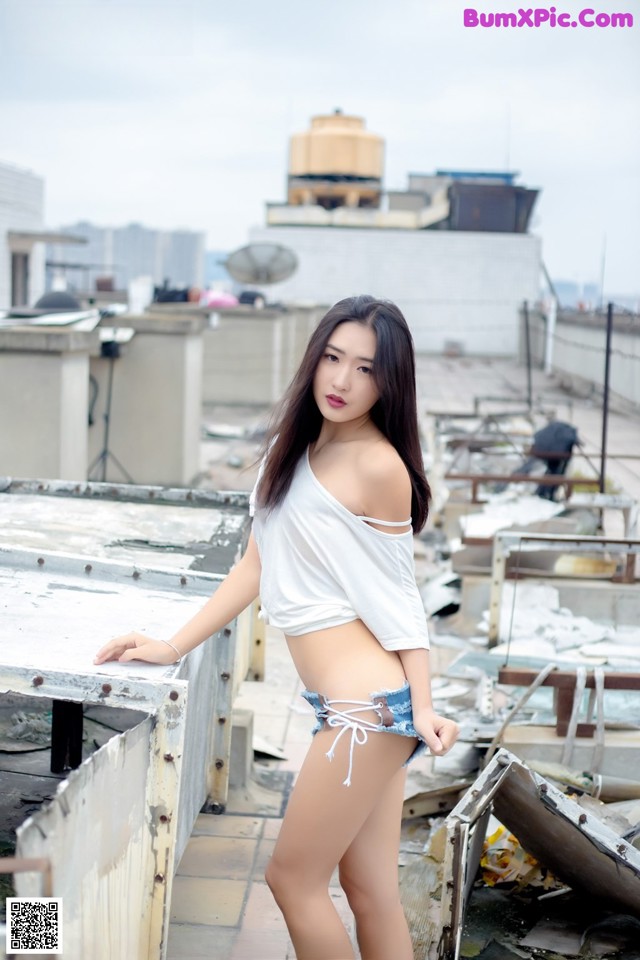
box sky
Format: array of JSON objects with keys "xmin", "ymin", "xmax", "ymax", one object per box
[{"xmin": 1, "ymin": 0, "xmax": 639, "ymax": 297}]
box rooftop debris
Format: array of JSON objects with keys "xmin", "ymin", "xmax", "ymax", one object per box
[{"xmin": 439, "ymin": 750, "xmax": 640, "ymax": 960}]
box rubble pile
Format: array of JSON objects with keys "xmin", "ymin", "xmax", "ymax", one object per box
[{"xmin": 404, "ymin": 413, "xmax": 640, "ymax": 959}]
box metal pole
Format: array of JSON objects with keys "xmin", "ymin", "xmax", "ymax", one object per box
[
  {"xmin": 101, "ymin": 352, "xmax": 116, "ymax": 482},
  {"xmin": 600, "ymin": 302, "xmax": 614, "ymax": 494},
  {"xmin": 523, "ymin": 299, "xmax": 532, "ymax": 411},
  {"xmin": 544, "ymin": 296, "xmax": 557, "ymax": 375}
]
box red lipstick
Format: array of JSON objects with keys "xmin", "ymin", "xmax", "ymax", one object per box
[{"xmin": 326, "ymin": 394, "xmax": 346, "ymax": 408}]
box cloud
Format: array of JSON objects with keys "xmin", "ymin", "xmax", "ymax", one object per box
[{"xmin": 1, "ymin": 0, "xmax": 638, "ymax": 292}]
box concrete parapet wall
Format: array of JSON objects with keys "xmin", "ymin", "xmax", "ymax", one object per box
[
  {"xmin": 202, "ymin": 304, "xmax": 324, "ymax": 405},
  {"xmin": 91, "ymin": 310, "xmax": 206, "ymax": 485},
  {"xmin": 523, "ymin": 309, "xmax": 640, "ymax": 412},
  {"xmin": 553, "ymin": 316, "xmax": 640, "ymax": 412},
  {"xmin": 0, "ymin": 327, "xmax": 97, "ymax": 479}
]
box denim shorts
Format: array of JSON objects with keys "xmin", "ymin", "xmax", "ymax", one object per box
[{"xmin": 301, "ymin": 680, "xmax": 426, "ymax": 786}]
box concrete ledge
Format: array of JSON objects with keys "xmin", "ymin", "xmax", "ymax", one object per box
[
  {"xmin": 111, "ymin": 312, "xmax": 207, "ymax": 335},
  {"xmin": 0, "ymin": 327, "xmax": 100, "ymax": 354}
]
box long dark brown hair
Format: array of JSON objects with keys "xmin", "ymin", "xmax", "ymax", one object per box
[{"xmin": 256, "ymin": 295, "xmax": 431, "ymax": 530}]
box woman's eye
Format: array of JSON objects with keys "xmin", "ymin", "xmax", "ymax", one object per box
[
  {"xmin": 359, "ymin": 366, "xmax": 372, "ymax": 375},
  {"xmin": 325, "ymin": 353, "xmax": 338, "ymax": 362}
]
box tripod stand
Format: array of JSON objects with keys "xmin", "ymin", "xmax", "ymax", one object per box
[{"xmin": 88, "ymin": 339, "xmax": 135, "ymax": 483}]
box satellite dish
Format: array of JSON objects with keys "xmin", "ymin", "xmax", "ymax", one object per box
[{"xmin": 224, "ymin": 243, "xmax": 298, "ymax": 285}]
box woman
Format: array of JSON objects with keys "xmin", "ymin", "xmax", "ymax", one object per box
[{"xmin": 94, "ymin": 295, "xmax": 459, "ymax": 960}]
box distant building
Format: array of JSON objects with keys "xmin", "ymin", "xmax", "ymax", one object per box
[
  {"xmin": 552, "ymin": 279, "xmax": 602, "ymax": 311},
  {"xmin": 47, "ymin": 222, "xmax": 205, "ymax": 294},
  {"xmin": 204, "ymin": 250, "xmax": 232, "ymax": 288},
  {"xmin": 0, "ymin": 160, "xmax": 85, "ymax": 308},
  {"xmin": 250, "ymin": 110, "xmax": 542, "ymax": 355}
]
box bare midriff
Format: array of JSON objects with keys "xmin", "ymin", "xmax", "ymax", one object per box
[{"xmin": 285, "ymin": 618, "xmax": 407, "ymax": 700}]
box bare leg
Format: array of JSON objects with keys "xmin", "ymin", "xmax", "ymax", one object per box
[
  {"xmin": 339, "ymin": 766, "xmax": 413, "ymax": 960},
  {"xmin": 265, "ymin": 726, "xmax": 416, "ymax": 960}
]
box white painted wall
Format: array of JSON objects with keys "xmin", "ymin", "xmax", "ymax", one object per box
[
  {"xmin": 0, "ymin": 160, "xmax": 45, "ymax": 308},
  {"xmin": 202, "ymin": 305, "xmax": 325, "ymax": 404},
  {"xmin": 249, "ymin": 225, "xmax": 541, "ymax": 355}
]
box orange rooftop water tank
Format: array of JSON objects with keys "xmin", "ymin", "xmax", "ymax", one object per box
[{"xmin": 287, "ymin": 110, "xmax": 384, "ymax": 209}]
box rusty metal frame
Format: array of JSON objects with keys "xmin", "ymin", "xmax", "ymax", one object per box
[
  {"xmin": 496, "ymin": 667, "xmax": 640, "ymax": 738},
  {"xmin": 488, "ymin": 531, "xmax": 640, "ymax": 646},
  {"xmin": 444, "ymin": 471, "xmax": 600, "ymax": 504},
  {"xmin": 440, "ymin": 748, "xmax": 640, "ymax": 960}
]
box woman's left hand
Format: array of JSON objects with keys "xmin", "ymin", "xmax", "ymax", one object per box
[{"xmin": 412, "ymin": 708, "xmax": 459, "ymax": 756}]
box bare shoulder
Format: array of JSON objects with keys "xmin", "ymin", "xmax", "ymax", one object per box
[{"xmin": 357, "ymin": 441, "xmax": 411, "ymax": 521}]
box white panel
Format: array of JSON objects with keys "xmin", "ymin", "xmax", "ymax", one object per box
[
  {"xmin": 0, "ymin": 161, "xmax": 45, "ymax": 308},
  {"xmin": 248, "ymin": 225, "xmax": 541, "ymax": 356}
]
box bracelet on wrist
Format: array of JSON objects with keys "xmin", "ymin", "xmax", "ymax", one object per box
[{"xmin": 158, "ymin": 637, "xmax": 182, "ymax": 663}]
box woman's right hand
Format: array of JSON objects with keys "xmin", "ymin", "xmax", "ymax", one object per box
[{"xmin": 93, "ymin": 631, "xmax": 178, "ymax": 666}]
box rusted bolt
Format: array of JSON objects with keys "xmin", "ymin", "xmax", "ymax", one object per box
[
  {"xmin": 101, "ymin": 683, "xmax": 112, "ymax": 695},
  {"xmin": 38, "ymin": 483, "xmax": 45, "ymax": 491},
  {"xmin": 539, "ymin": 784, "xmax": 548, "ymax": 794},
  {"xmin": 215, "ymin": 759, "xmax": 224, "ymax": 770},
  {"xmin": 218, "ymin": 716, "xmax": 227, "ymax": 725},
  {"xmin": 148, "ymin": 490, "xmax": 156, "ymax": 499},
  {"xmin": 37, "ymin": 557, "xmax": 45, "ymax": 566},
  {"xmin": 180, "ymin": 576, "xmax": 187, "ymax": 586},
  {"xmin": 109, "ymin": 488, "xmax": 118, "ymax": 496},
  {"xmin": 159, "ymin": 814, "xmax": 169, "ymax": 824},
  {"xmin": 169, "ymin": 690, "xmax": 179, "ymax": 701},
  {"xmin": 223, "ymin": 627, "xmax": 232, "ymax": 638},
  {"xmin": 186, "ymin": 491, "xmax": 193, "ymax": 501},
  {"xmin": 578, "ymin": 813, "xmax": 587, "ymax": 824},
  {"xmin": 617, "ymin": 844, "xmax": 627, "ymax": 857},
  {"xmin": 32, "ymin": 675, "xmax": 44, "ymax": 687},
  {"xmin": 132, "ymin": 570, "xmax": 141, "ymax": 580},
  {"xmin": 154, "ymin": 873, "xmax": 165, "ymax": 883},
  {"xmin": 221, "ymin": 671, "xmax": 230, "ymax": 681},
  {"xmin": 255, "ymin": 638, "xmax": 262, "ymax": 646},
  {"xmin": 74, "ymin": 484, "xmax": 81, "ymax": 493},
  {"xmin": 85, "ymin": 563, "xmax": 93, "ymax": 574},
  {"xmin": 253, "ymin": 673, "xmax": 260, "ymax": 680},
  {"xmin": 164, "ymin": 753, "xmax": 174, "ymax": 763}
]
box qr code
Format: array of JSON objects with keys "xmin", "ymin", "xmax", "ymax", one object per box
[{"xmin": 6, "ymin": 898, "xmax": 63, "ymax": 954}]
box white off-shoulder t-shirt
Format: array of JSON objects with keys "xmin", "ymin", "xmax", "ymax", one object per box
[{"xmin": 249, "ymin": 449, "xmax": 429, "ymax": 652}]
